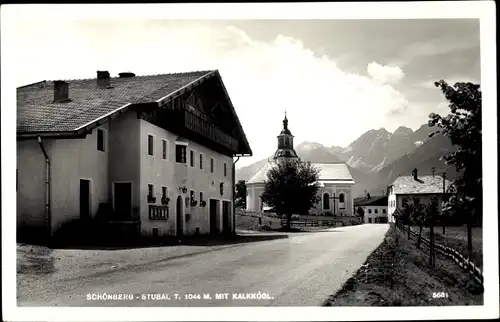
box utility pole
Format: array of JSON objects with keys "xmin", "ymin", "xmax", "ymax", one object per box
[{"xmin": 432, "ymin": 167, "xmax": 436, "ymax": 177}]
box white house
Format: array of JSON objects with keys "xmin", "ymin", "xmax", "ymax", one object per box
[
  {"xmin": 387, "ymin": 168, "xmax": 453, "ymax": 223},
  {"xmin": 245, "ymin": 114, "xmax": 355, "ymax": 216},
  {"xmin": 354, "ymin": 195, "xmax": 388, "ymax": 223},
  {"xmin": 17, "ymin": 70, "xmax": 253, "ymax": 241}
]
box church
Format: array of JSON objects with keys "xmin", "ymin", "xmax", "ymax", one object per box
[{"xmin": 245, "ymin": 114, "xmax": 356, "ymax": 216}]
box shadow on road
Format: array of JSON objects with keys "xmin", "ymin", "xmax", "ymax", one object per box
[
  {"xmin": 17, "ymin": 245, "xmax": 56, "ymax": 275},
  {"xmin": 264, "ymin": 226, "xmax": 346, "ymax": 233},
  {"xmin": 47, "ymin": 234, "xmax": 289, "ymax": 250}
]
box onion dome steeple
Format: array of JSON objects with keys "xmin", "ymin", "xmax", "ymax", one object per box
[{"xmin": 273, "ymin": 110, "xmax": 299, "ymax": 160}]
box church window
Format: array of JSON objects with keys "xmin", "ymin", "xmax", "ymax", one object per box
[
  {"xmin": 285, "ymin": 137, "xmax": 290, "ymax": 146},
  {"xmin": 323, "ymin": 193, "xmax": 330, "ymax": 210},
  {"xmin": 339, "ymin": 193, "xmax": 345, "ymax": 209}
]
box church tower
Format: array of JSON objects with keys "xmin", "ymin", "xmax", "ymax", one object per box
[{"xmin": 273, "ymin": 111, "xmax": 299, "ymax": 161}]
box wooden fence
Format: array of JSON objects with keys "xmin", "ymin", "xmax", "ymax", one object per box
[
  {"xmin": 397, "ymin": 224, "xmax": 483, "ymax": 285},
  {"xmin": 280, "ymin": 219, "xmax": 360, "ymax": 227}
]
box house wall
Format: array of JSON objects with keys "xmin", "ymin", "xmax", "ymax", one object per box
[
  {"xmin": 17, "ymin": 140, "xmax": 51, "ymax": 229},
  {"xmin": 388, "ymin": 192, "xmax": 447, "ymax": 223},
  {"xmin": 361, "ymin": 205, "xmax": 388, "ymax": 223},
  {"xmin": 139, "ymin": 119, "xmax": 233, "ymax": 237},
  {"xmin": 17, "ymin": 124, "xmax": 110, "ymax": 235},
  {"xmin": 108, "ymin": 111, "xmax": 141, "ymax": 214},
  {"xmin": 49, "ymin": 124, "xmax": 109, "ymax": 232}
]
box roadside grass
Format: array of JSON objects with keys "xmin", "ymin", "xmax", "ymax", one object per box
[
  {"xmin": 235, "ymin": 214, "xmax": 282, "ymax": 231},
  {"xmin": 323, "ymin": 224, "xmax": 483, "ymax": 306},
  {"xmin": 410, "ymin": 225, "xmax": 483, "ymax": 268}
]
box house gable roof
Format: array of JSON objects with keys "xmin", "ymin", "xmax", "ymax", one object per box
[
  {"xmin": 390, "ymin": 175, "xmax": 453, "ymax": 194},
  {"xmin": 354, "ymin": 195, "xmax": 388, "ymax": 206},
  {"xmin": 17, "ymin": 70, "xmax": 252, "ymax": 155}
]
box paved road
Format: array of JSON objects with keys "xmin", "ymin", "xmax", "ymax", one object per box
[{"xmin": 18, "ymin": 224, "xmax": 389, "ymax": 307}]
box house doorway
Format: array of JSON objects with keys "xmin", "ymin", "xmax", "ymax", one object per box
[
  {"xmin": 79, "ymin": 179, "xmax": 91, "ymax": 221},
  {"xmin": 209, "ymin": 199, "xmax": 219, "ymax": 235},
  {"xmin": 113, "ymin": 182, "xmax": 132, "ymax": 219},
  {"xmin": 176, "ymin": 196, "xmax": 183, "ymax": 237},
  {"xmin": 222, "ymin": 201, "xmax": 231, "ymax": 234}
]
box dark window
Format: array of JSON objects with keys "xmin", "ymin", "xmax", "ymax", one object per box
[
  {"xmin": 148, "ymin": 184, "xmax": 154, "ymax": 196},
  {"xmin": 323, "ymin": 193, "xmax": 330, "ymax": 209},
  {"xmin": 148, "ymin": 135, "xmax": 154, "ymax": 156},
  {"xmin": 190, "ymin": 150, "xmax": 195, "ymax": 167},
  {"xmin": 210, "ymin": 158, "xmax": 214, "ymax": 173},
  {"xmin": 162, "ymin": 186, "xmax": 167, "ymax": 199},
  {"xmin": 368, "ymin": 218, "xmax": 372, "ymax": 223},
  {"xmin": 224, "ymin": 162, "xmax": 227, "ymax": 177},
  {"xmin": 162, "ymin": 140, "xmax": 167, "ymax": 159},
  {"xmin": 383, "ymin": 209, "xmax": 387, "ymax": 214},
  {"xmin": 190, "ymin": 190, "xmax": 195, "ymax": 201},
  {"xmin": 368, "ymin": 209, "xmax": 372, "ymax": 214},
  {"xmin": 339, "ymin": 193, "xmax": 345, "ymax": 203},
  {"xmin": 200, "ymin": 191, "xmax": 204, "ymax": 201},
  {"xmin": 200, "ymin": 153, "xmax": 204, "ymax": 170},
  {"xmin": 375, "ymin": 209, "xmax": 378, "ymax": 214},
  {"xmin": 97, "ymin": 129, "xmax": 105, "ymax": 152},
  {"xmin": 175, "ymin": 145, "xmax": 187, "ymax": 163}
]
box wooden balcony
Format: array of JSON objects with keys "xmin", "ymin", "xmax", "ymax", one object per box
[
  {"xmin": 149, "ymin": 205, "xmax": 169, "ymax": 220},
  {"xmin": 183, "ymin": 109, "xmax": 239, "ymax": 152}
]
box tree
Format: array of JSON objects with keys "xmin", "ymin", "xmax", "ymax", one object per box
[
  {"xmin": 234, "ymin": 180, "xmax": 247, "ymax": 209},
  {"xmin": 401, "ymin": 203, "xmax": 414, "ymax": 240},
  {"xmin": 260, "ymin": 159, "xmax": 321, "ymax": 229},
  {"xmin": 411, "ymin": 200, "xmax": 427, "ymax": 249},
  {"xmin": 425, "ymin": 197, "xmax": 440, "ymax": 267},
  {"xmin": 356, "ymin": 207, "xmax": 365, "ymax": 221},
  {"xmin": 430, "ymin": 80, "xmax": 482, "ymax": 256},
  {"xmin": 393, "ymin": 208, "xmax": 403, "ymax": 229}
]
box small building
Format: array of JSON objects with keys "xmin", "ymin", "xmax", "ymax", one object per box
[
  {"xmin": 354, "ymin": 195, "xmax": 388, "ymax": 223},
  {"xmin": 245, "ymin": 114, "xmax": 355, "ymax": 216},
  {"xmin": 387, "ymin": 168, "xmax": 453, "ymax": 223},
  {"xmin": 16, "ymin": 70, "xmax": 252, "ymax": 241}
]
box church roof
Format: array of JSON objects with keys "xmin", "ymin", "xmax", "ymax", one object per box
[
  {"xmin": 247, "ymin": 162, "xmax": 274, "ymax": 184},
  {"xmin": 247, "ymin": 162, "xmax": 354, "ymax": 185},
  {"xmin": 314, "ymin": 163, "xmax": 354, "ymax": 181}
]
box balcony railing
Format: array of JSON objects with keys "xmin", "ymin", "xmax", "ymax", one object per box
[
  {"xmin": 149, "ymin": 205, "xmax": 169, "ymax": 220},
  {"xmin": 183, "ymin": 109, "xmax": 239, "ymax": 152}
]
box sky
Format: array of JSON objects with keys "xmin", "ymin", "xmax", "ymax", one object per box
[{"xmin": 11, "ymin": 18, "xmax": 481, "ymax": 168}]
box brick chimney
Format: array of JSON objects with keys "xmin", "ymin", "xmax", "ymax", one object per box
[
  {"xmin": 97, "ymin": 70, "xmax": 111, "ymax": 88},
  {"xmin": 412, "ymin": 168, "xmax": 418, "ymax": 180},
  {"xmin": 53, "ymin": 81, "xmax": 70, "ymax": 103}
]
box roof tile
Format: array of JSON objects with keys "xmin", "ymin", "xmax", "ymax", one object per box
[
  {"xmin": 17, "ymin": 71, "xmax": 213, "ymax": 133},
  {"xmin": 391, "ymin": 175, "xmax": 453, "ymax": 194}
]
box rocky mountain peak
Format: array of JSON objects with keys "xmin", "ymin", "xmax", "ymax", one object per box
[{"xmin": 393, "ymin": 126, "xmax": 414, "ymax": 136}]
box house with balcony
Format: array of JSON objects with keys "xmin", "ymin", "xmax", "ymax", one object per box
[
  {"xmin": 387, "ymin": 168, "xmax": 453, "ymax": 223},
  {"xmin": 16, "ymin": 70, "xmax": 252, "ymax": 241}
]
